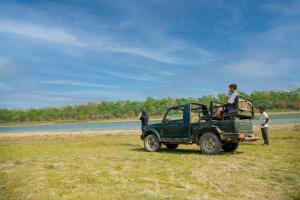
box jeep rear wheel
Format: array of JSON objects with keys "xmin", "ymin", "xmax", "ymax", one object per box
[
  {"xmin": 199, "ymin": 132, "xmax": 222, "ymax": 155},
  {"xmin": 144, "ymin": 134, "xmax": 161, "ymax": 152},
  {"xmin": 165, "ymin": 144, "xmax": 179, "ymax": 149},
  {"xmin": 222, "ymin": 142, "xmax": 239, "ymax": 152}
]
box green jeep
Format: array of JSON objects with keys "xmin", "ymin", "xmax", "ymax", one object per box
[{"xmin": 141, "ymin": 96, "xmax": 257, "ymax": 155}]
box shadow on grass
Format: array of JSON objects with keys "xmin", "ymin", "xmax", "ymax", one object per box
[
  {"xmin": 241, "ymin": 142, "xmax": 261, "ymax": 146},
  {"xmin": 131, "ymin": 147, "xmax": 244, "ymax": 155},
  {"xmin": 119, "ymin": 143, "xmax": 141, "ymax": 147}
]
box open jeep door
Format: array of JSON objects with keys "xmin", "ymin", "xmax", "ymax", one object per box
[{"xmin": 161, "ymin": 104, "xmax": 190, "ymax": 139}]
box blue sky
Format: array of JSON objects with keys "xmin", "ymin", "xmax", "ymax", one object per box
[{"xmin": 0, "ymin": 0, "xmax": 299, "ymax": 108}]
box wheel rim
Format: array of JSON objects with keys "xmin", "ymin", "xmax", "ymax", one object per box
[
  {"xmin": 205, "ymin": 137, "xmax": 216, "ymax": 150},
  {"xmin": 147, "ymin": 138, "xmax": 158, "ymax": 150}
]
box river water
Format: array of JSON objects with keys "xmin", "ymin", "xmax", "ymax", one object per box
[{"xmin": 0, "ymin": 113, "xmax": 299, "ymax": 133}]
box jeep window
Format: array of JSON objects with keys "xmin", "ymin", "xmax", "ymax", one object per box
[
  {"xmin": 191, "ymin": 111, "xmax": 200, "ymax": 123},
  {"xmin": 191, "ymin": 110, "xmax": 208, "ymax": 123},
  {"xmin": 164, "ymin": 107, "xmax": 184, "ymax": 121}
]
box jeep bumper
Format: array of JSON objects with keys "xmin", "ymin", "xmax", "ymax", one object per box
[
  {"xmin": 243, "ymin": 134, "xmax": 259, "ymax": 141},
  {"xmin": 221, "ymin": 133, "xmax": 244, "ymax": 141},
  {"xmin": 221, "ymin": 133, "xmax": 258, "ymax": 142}
]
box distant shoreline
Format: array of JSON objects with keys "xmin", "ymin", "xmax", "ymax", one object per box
[
  {"xmin": 0, "ymin": 118, "xmax": 142, "ymax": 128},
  {"xmin": 0, "ymin": 123, "xmax": 299, "ymax": 137},
  {"xmin": 0, "ymin": 111, "xmax": 299, "ymax": 128},
  {"xmin": 0, "ymin": 129, "xmax": 140, "ymax": 137}
]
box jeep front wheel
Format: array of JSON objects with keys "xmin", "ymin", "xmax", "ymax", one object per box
[
  {"xmin": 199, "ymin": 132, "xmax": 222, "ymax": 155},
  {"xmin": 222, "ymin": 142, "xmax": 239, "ymax": 152},
  {"xmin": 165, "ymin": 144, "xmax": 179, "ymax": 149},
  {"xmin": 144, "ymin": 135, "xmax": 161, "ymax": 152}
]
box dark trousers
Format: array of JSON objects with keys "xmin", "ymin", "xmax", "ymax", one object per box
[
  {"xmin": 141, "ymin": 125, "xmax": 146, "ymax": 133},
  {"xmin": 261, "ymin": 127, "xmax": 269, "ymax": 144}
]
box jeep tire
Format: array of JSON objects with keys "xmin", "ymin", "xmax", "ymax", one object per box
[
  {"xmin": 222, "ymin": 142, "xmax": 239, "ymax": 152},
  {"xmin": 199, "ymin": 132, "xmax": 222, "ymax": 155},
  {"xmin": 144, "ymin": 134, "xmax": 161, "ymax": 152}
]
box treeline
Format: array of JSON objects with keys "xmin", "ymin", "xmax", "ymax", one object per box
[{"xmin": 0, "ymin": 88, "xmax": 299, "ymax": 123}]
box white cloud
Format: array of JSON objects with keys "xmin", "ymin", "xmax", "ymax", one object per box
[
  {"xmin": 103, "ymin": 69, "xmax": 155, "ymax": 81},
  {"xmin": 40, "ymin": 80, "xmax": 120, "ymax": 89},
  {"xmin": 0, "ymin": 57, "xmax": 27, "ymax": 79},
  {"xmin": 264, "ymin": 0, "xmax": 300, "ymax": 16},
  {"xmin": 27, "ymin": 90, "xmax": 121, "ymax": 98},
  {"xmin": 255, "ymin": 23, "xmax": 300, "ymax": 42},
  {"xmin": 0, "ymin": 57, "xmax": 9, "ymax": 66},
  {"xmin": 222, "ymin": 58, "xmax": 295, "ymax": 78},
  {"xmin": 0, "ymin": 82, "xmax": 14, "ymax": 91},
  {"xmin": 221, "ymin": 21, "xmax": 300, "ymax": 79},
  {"xmin": 105, "ymin": 44, "xmax": 213, "ymax": 65},
  {"xmin": 0, "ymin": 19, "xmax": 87, "ymax": 47},
  {"xmin": 0, "ymin": 18, "xmax": 214, "ymax": 65},
  {"xmin": 106, "ymin": 46, "xmax": 179, "ymax": 65}
]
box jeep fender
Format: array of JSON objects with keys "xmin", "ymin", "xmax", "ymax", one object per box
[
  {"xmin": 143, "ymin": 128, "xmax": 161, "ymax": 141},
  {"xmin": 195, "ymin": 126, "xmax": 222, "ymax": 144}
]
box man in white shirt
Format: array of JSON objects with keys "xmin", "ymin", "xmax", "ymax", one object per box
[
  {"xmin": 259, "ymin": 106, "xmax": 270, "ymax": 145},
  {"xmin": 227, "ymin": 84, "xmax": 239, "ymax": 105},
  {"xmin": 225, "ymin": 84, "xmax": 239, "ymax": 114}
]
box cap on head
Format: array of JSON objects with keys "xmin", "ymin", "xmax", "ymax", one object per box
[
  {"xmin": 229, "ymin": 84, "xmax": 237, "ymax": 90},
  {"xmin": 142, "ymin": 110, "xmax": 147, "ymax": 115},
  {"xmin": 259, "ymin": 106, "xmax": 266, "ymax": 111}
]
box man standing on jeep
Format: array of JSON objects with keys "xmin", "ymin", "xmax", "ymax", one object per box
[{"xmin": 259, "ymin": 106, "xmax": 270, "ymax": 145}]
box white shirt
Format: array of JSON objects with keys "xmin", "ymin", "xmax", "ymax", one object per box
[
  {"xmin": 228, "ymin": 91, "xmax": 238, "ymax": 104},
  {"xmin": 259, "ymin": 112, "xmax": 269, "ymax": 128}
]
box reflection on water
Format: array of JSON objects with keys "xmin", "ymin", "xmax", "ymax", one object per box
[{"xmin": 0, "ymin": 113, "xmax": 299, "ymax": 133}]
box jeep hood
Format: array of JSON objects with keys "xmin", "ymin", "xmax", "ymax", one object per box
[{"xmin": 146, "ymin": 123, "xmax": 162, "ymax": 129}]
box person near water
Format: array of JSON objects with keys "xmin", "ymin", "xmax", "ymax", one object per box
[
  {"xmin": 138, "ymin": 110, "xmax": 148, "ymax": 131},
  {"xmin": 259, "ymin": 106, "xmax": 270, "ymax": 145}
]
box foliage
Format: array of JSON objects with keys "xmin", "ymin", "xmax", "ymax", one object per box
[{"xmin": 0, "ymin": 88, "xmax": 299, "ymax": 123}]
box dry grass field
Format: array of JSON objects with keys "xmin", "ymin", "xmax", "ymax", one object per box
[{"xmin": 0, "ymin": 124, "xmax": 299, "ymax": 200}]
